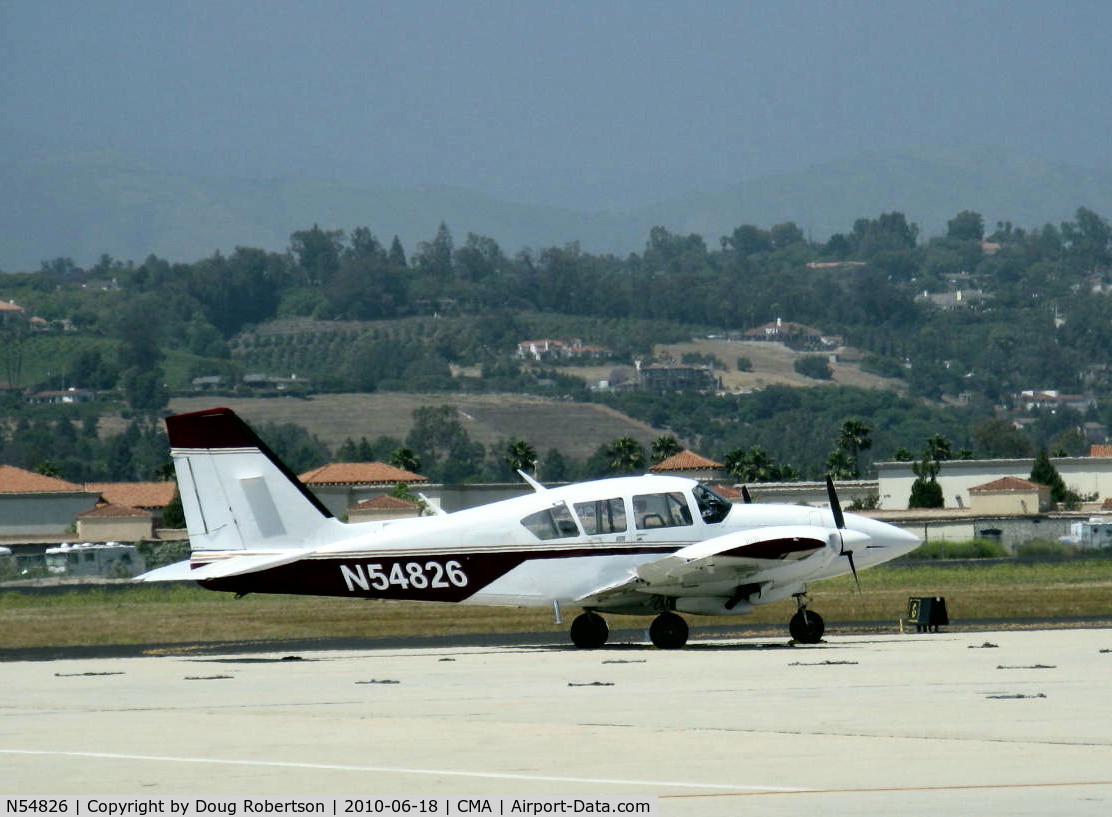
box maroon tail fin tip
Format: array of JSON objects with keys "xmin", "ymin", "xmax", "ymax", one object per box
[
  {"xmin": 165, "ymin": 407, "xmax": 263, "ymax": 450},
  {"xmin": 164, "ymin": 407, "xmax": 334, "ymax": 519}
]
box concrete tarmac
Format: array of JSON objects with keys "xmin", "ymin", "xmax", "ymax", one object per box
[{"xmin": 3, "ymin": 628, "xmax": 1112, "ymax": 816}]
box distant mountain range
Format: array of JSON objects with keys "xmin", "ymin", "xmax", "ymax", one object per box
[{"xmin": 3, "ymin": 145, "xmax": 1112, "ymax": 272}]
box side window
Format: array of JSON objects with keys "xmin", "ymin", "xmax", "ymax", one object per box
[
  {"xmin": 573, "ymin": 498, "xmax": 627, "ymax": 534},
  {"xmin": 633, "ymin": 492, "xmax": 693, "ymax": 529},
  {"xmin": 693, "ymin": 483, "xmax": 732, "ymax": 524},
  {"xmin": 520, "ymin": 502, "xmax": 581, "ymax": 540}
]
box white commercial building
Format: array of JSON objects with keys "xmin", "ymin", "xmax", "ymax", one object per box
[{"xmin": 875, "ymin": 456, "xmax": 1112, "ymax": 511}]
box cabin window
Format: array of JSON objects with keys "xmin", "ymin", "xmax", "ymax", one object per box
[
  {"xmin": 521, "ymin": 502, "xmax": 581, "ymax": 540},
  {"xmin": 573, "ymin": 498, "xmax": 627, "ymax": 534},
  {"xmin": 633, "ymin": 492, "xmax": 693, "ymax": 529},
  {"xmin": 693, "ymin": 483, "xmax": 732, "ymax": 524}
]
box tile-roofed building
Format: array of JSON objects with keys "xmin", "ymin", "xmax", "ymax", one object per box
[
  {"xmin": 970, "ymin": 476, "xmax": 1044, "ymax": 492},
  {"xmin": 299, "ymin": 462, "xmax": 426, "ymax": 486},
  {"xmin": 85, "ymin": 481, "xmax": 177, "ymax": 510},
  {"xmin": 0, "ymin": 300, "xmax": 27, "ymax": 324},
  {"xmin": 1092, "ymin": 444, "xmax": 1112, "ymax": 457},
  {"xmin": 968, "ymin": 476, "xmax": 1049, "ymax": 514},
  {"xmin": 348, "ymin": 493, "xmax": 422, "ymax": 522},
  {"xmin": 0, "ymin": 465, "xmax": 101, "ymax": 536},
  {"xmin": 77, "ymin": 502, "xmax": 150, "ymax": 518},
  {"xmin": 75, "ymin": 501, "xmax": 154, "ymax": 542},
  {"xmin": 0, "ymin": 465, "xmax": 83, "ymax": 494},
  {"xmin": 299, "ymin": 462, "xmax": 427, "ymax": 518},
  {"xmin": 85, "ymin": 481, "xmax": 178, "ymax": 527},
  {"xmin": 649, "ymin": 450, "xmax": 727, "ymax": 481}
]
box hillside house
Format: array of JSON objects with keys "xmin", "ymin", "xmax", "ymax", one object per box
[
  {"xmin": 635, "ymin": 361, "xmax": 720, "ymax": 392},
  {"xmin": 0, "ymin": 300, "xmax": 26, "ymax": 325},
  {"xmin": 743, "ymin": 319, "xmax": 836, "ymax": 351},
  {"xmin": 1016, "ymin": 390, "xmax": 1097, "ymax": 414},
  {"xmin": 21, "ymin": 388, "xmax": 96, "ymax": 405},
  {"xmin": 516, "ymin": 339, "xmax": 610, "ymax": 362},
  {"xmin": 916, "ymin": 288, "xmax": 990, "ymax": 309}
]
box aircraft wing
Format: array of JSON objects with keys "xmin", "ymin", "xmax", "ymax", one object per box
[{"xmin": 577, "ymin": 525, "xmax": 835, "ymax": 605}]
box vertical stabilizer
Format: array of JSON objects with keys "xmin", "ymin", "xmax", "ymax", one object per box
[{"xmin": 166, "ymin": 408, "xmax": 337, "ymax": 552}]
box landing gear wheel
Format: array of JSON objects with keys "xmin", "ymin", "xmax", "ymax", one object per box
[
  {"xmin": 649, "ymin": 611, "xmax": 689, "ymax": 649},
  {"xmin": 789, "ymin": 610, "xmax": 825, "ymax": 643},
  {"xmin": 569, "ymin": 611, "xmax": 609, "ymax": 649}
]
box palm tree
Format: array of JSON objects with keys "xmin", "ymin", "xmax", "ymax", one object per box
[
  {"xmin": 650, "ymin": 435, "xmax": 682, "ymax": 463},
  {"xmin": 389, "ymin": 446, "xmax": 422, "ymax": 474},
  {"xmin": 605, "ymin": 436, "xmax": 646, "ymax": 475},
  {"xmin": 503, "ymin": 438, "xmax": 538, "ymax": 474},
  {"xmin": 835, "ymin": 419, "xmax": 872, "ymax": 478}
]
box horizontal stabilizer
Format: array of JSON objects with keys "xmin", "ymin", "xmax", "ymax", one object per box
[
  {"xmin": 133, "ymin": 549, "xmax": 315, "ymax": 583},
  {"xmin": 134, "ymin": 559, "xmax": 196, "ymax": 583},
  {"xmin": 188, "ymin": 549, "xmax": 316, "ymax": 580}
]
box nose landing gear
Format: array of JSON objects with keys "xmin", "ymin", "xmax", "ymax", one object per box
[{"xmin": 789, "ymin": 592, "xmax": 825, "ymax": 643}]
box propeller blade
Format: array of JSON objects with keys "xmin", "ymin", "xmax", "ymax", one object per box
[
  {"xmin": 825, "ymin": 475, "xmax": 845, "ymax": 530},
  {"xmin": 741, "ymin": 485, "xmax": 753, "ymax": 504},
  {"xmin": 846, "ymin": 549, "xmax": 861, "ymax": 592},
  {"xmin": 826, "ymin": 476, "xmax": 861, "ymax": 592}
]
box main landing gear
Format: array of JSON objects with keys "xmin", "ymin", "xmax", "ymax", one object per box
[
  {"xmin": 789, "ymin": 592, "xmax": 825, "ymax": 644},
  {"xmin": 568, "ymin": 610, "xmax": 690, "ymax": 649}
]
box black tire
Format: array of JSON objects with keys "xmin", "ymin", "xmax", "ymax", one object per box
[
  {"xmin": 569, "ymin": 611, "xmax": 609, "ymax": 649},
  {"xmin": 649, "ymin": 611, "xmax": 689, "ymax": 649},
  {"xmin": 789, "ymin": 610, "xmax": 825, "ymax": 643}
]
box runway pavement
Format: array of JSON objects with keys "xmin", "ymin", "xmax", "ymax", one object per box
[{"xmin": 3, "ymin": 628, "xmax": 1111, "ymax": 816}]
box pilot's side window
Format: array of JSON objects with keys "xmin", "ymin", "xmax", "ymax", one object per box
[
  {"xmin": 520, "ymin": 502, "xmax": 581, "ymax": 540},
  {"xmin": 693, "ymin": 483, "xmax": 732, "ymax": 524},
  {"xmin": 573, "ymin": 498, "xmax": 627, "ymax": 534},
  {"xmin": 633, "ymin": 492, "xmax": 693, "ymax": 529}
]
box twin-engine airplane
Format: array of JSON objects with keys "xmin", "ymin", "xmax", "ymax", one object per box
[{"xmin": 139, "ymin": 407, "xmax": 921, "ymax": 648}]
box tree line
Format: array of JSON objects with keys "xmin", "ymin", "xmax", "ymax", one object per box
[{"xmin": 3, "ymin": 205, "xmax": 1111, "ymax": 408}]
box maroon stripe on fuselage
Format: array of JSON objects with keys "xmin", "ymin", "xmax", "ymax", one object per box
[{"xmin": 198, "ymin": 544, "xmax": 677, "ymax": 601}]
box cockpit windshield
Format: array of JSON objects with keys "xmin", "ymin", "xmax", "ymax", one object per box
[{"xmin": 693, "ymin": 483, "xmax": 732, "ymax": 524}]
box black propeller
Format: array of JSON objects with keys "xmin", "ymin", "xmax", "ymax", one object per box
[
  {"xmin": 741, "ymin": 485, "xmax": 753, "ymax": 504},
  {"xmin": 825, "ymin": 475, "xmax": 860, "ymax": 591}
]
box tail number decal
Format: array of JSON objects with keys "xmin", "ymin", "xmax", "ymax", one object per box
[{"xmin": 340, "ymin": 560, "xmax": 468, "ymax": 593}]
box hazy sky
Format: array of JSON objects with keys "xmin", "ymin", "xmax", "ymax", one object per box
[{"xmin": 3, "ymin": 0, "xmax": 1111, "ymax": 210}]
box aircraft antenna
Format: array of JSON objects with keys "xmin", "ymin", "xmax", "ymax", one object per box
[{"xmin": 517, "ymin": 469, "xmax": 547, "ymax": 493}]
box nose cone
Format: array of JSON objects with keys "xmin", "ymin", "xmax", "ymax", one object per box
[
  {"xmin": 845, "ymin": 514, "xmax": 921, "ymax": 560},
  {"xmin": 888, "ymin": 525, "xmax": 923, "ymax": 556}
]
